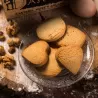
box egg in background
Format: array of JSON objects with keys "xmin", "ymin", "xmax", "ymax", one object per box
[{"xmin": 69, "ymin": 0, "xmax": 97, "ymax": 18}]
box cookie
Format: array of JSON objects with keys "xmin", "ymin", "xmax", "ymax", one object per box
[
  {"xmin": 22, "ymin": 41, "xmax": 50, "ymax": 67},
  {"xmin": 41, "ymin": 48, "xmax": 62, "ymax": 77},
  {"xmin": 56, "ymin": 46, "xmax": 83, "ymax": 74},
  {"xmin": 56, "ymin": 25, "xmax": 86, "ymax": 47},
  {"xmin": 36, "ymin": 17, "xmax": 66, "ymax": 42}
]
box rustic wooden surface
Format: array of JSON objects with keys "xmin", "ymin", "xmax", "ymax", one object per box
[{"xmin": 1, "ymin": 2, "xmax": 98, "ymax": 98}]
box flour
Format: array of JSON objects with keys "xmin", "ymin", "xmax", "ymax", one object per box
[
  {"xmin": 15, "ymin": 52, "xmax": 42, "ymax": 92},
  {"xmin": 84, "ymin": 70, "xmax": 94, "ymax": 80},
  {"xmin": 0, "ymin": 11, "xmax": 42, "ymax": 93}
]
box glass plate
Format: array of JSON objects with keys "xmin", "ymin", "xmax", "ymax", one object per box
[{"xmin": 18, "ymin": 17, "xmax": 94, "ymax": 88}]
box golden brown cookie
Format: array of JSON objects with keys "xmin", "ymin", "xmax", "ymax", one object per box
[
  {"xmin": 36, "ymin": 17, "xmax": 66, "ymax": 42},
  {"xmin": 56, "ymin": 46, "xmax": 83, "ymax": 74},
  {"xmin": 41, "ymin": 48, "xmax": 62, "ymax": 77},
  {"xmin": 56, "ymin": 25, "xmax": 86, "ymax": 47},
  {"xmin": 22, "ymin": 41, "xmax": 50, "ymax": 67}
]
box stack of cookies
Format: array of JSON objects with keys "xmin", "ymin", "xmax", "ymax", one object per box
[{"xmin": 22, "ymin": 17, "xmax": 86, "ymax": 77}]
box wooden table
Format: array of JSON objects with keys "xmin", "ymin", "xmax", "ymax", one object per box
[{"xmin": 1, "ymin": 4, "xmax": 98, "ymax": 98}]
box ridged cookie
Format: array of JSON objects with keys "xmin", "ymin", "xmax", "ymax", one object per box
[
  {"xmin": 41, "ymin": 48, "xmax": 62, "ymax": 77},
  {"xmin": 36, "ymin": 17, "xmax": 66, "ymax": 42},
  {"xmin": 56, "ymin": 25, "xmax": 86, "ymax": 47},
  {"xmin": 22, "ymin": 41, "xmax": 50, "ymax": 67},
  {"xmin": 56, "ymin": 46, "xmax": 83, "ymax": 74}
]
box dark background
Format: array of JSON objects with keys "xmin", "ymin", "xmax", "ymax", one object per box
[{"xmin": 1, "ymin": 75, "xmax": 98, "ymax": 98}]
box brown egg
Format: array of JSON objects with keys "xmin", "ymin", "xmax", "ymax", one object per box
[{"xmin": 70, "ymin": 0, "xmax": 96, "ymax": 18}]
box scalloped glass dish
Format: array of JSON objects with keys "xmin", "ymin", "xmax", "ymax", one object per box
[{"xmin": 18, "ymin": 18, "xmax": 94, "ymax": 88}]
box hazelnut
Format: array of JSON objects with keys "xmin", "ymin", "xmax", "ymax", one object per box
[
  {"xmin": 8, "ymin": 46, "xmax": 16, "ymax": 54},
  {"xmin": 0, "ymin": 46, "xmax": 5, "ymax": 56}
]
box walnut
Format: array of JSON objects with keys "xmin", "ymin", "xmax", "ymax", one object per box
[
  {"xmin": 7, "ymin": 38, "xmax": 15, "ymax": 46},
  {"xmin": 8, "ymin": 46, "xmax": 16, "ymax": 54},
  {"xmin": 0, "ymin": 31, "xmax": 6, "ymax": 41},
  {"xmin": 8, "ymin": 20, "xmax": 15, "ymax": 26},
  {"xmin": 6, "ymin": 20, "xmax": 18, "ymax": 36},
  {"xmin": 7, "ymin": 38, "xmax": 21, "ymax": 47},
  {"xmin": 13, "ymin": 38, "xmax": 21, "ymax": 47},
  {"xmin": 11, "ymin": 29, "xmax": 17, "ymax": 36},
  {"xmin": 2, "ymin": 54, "xmax": 16, "ymax": 70},
  {"xmin": 5, "ymin": 54, "xmax": 15, "ymax": 62},
  {"xmin": 0, "ymin": 35, "xmax": 6, "ymax": 41},
  {"xmin": 0, "ymin": 31, "xmax": 3, "ymax": 36},
  {"xmin": 2, "ymin": 56, "xmax": 11, "ymax": 62},
  {"xmin": 4, "ymin": 62, "xmax": 14, "ymax": 70},
  {"xmin": 6, "ymin": 25, "xmax": 13, "ymax": 36},
  {"xmin": 0, "ymin": 56, "xmax": 3, "ymax": 63}
]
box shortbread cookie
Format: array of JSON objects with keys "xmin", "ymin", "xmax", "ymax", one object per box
[
  {"xmin": 36, "ymin": 17, "xmax": 66, "ymax": 42},
  {"xmin": 56, "ymin": 25, "xmax": 86, "ymax": 47},
  {"xmin": 22, "ymin": 41, "xmax": 50, "ymax": 67},
  {"xmin": 56, "ymin": 46, "xmax": 83, "ymax": 74},
  {"xmin": 41, "ymin": 48, "xmax": 62, "ymax": 77}
]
